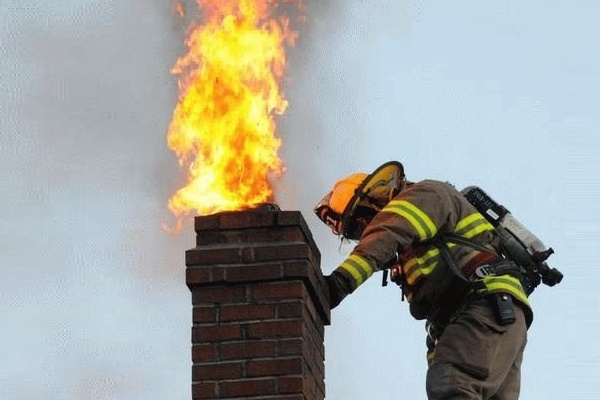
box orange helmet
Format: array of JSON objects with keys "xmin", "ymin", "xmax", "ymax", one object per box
[
  {"xmin": 314, "ymin": 161, "xmax": 404, "ymax": 240},
  {"xmin": 329, "ymin": 173, "xmax": 368, "ymax": 215}
]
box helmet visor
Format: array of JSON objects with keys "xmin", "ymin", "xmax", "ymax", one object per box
[{"xmin": 314, "ymin": 191, "xmax": 343, "ymax": 236}]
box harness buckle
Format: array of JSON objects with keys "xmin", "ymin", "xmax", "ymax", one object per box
[{"xmin": 474, "ymin": 264, "xmax": 495, "ymax": 278}]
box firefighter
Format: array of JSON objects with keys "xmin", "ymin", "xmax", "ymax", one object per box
[{"xmin": 314, "ymin": 161, "xmax": 532, "ymax": 400}]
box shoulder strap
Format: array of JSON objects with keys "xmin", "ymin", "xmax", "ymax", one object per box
[
  {"xmin": 429, "ymin": 236, "xmax": 471, "ymax": 283},
  {"xmin": 443, "ymin": 233, "xmax": 495, "ymax": 254},
  {"xmin": 429, "ymin": 233, "xmax": 501, "ymax": 283},
  {"xmin": 382, "ymin": 234, "xmax": 496, "ymax": 287}
]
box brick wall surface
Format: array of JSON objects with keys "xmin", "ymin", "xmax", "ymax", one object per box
[{"xmin": 186, "ymin": 209, "xmax": 330, "ymax": 400}]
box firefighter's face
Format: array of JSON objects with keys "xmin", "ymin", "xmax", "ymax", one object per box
[{"xmin": 345, "ymin": 205, "xmax": 378, "ymax": 240}]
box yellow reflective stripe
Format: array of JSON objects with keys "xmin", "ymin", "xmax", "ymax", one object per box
[
  {"xmin": 384, "ymin": 200, "xmax": 437, "ymax": 240},
  {"xmin": 478, "ymin": 275, "xmax": 530, "ymax": 306},
  {"xmin": 406, "ymin": 261, "xmax": 438, "ymax": 285},
  {"xmin": 404, "ymin": 247, "xmax": 440, "ymax": 284},
  {"xmin": 455, "ymin": 212, "xmax": 483, "ymax": 231},
  {"xmin": 340, "ymin": 254, "xmax": 374, "ymax": 287},
  {"xmin": 455, "ymin": 212, "xmax": 495, "ymax": 239},
  {"xmin": 403, "ymin": 242, "xmax": 459, "ymax": 285}
]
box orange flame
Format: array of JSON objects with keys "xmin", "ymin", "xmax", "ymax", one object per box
[{"xmin": 167, "ymin": 0, "xmax": 298, "ymax": 221}]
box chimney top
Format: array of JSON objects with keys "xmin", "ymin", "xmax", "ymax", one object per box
[{"xmin": 186, "ymin": 209, "xmax": 330, "ymax": 399}]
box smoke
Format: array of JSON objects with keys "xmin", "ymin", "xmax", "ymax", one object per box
[
  {"xmin": 278, "ymin": 0, "xmax": 411, "ymax": 246},
  {"xmin": 1, "ymin": 1, "xmax": 192, "ymax": 399}
]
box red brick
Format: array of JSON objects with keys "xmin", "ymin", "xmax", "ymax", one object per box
[
  {"xmin": 303, "ymin": 338, "xmax": 325, "ymax": 379},
  {"xmin": 277, "ymin": 302, "xmax": 303, "ymax": 319},
  {"xmin": 186, "ymin": 267, "xmax": 212, "ymax": 285},
  {"xmin": 225, "ymin": 264, "xmax": 283, "ymax": 282},
  {"xmin": 247, "ymin": 357, "xmax": 303, "ymax": 377},
  {"xmin": 192, "ymin": 324, "xmax": 242, "ymax": 342},
  {"xmin": 277, "ymin": 375, "xmax": 304, "ymax": 394},
  {"xmin": 211, "ymin": 267, "xmax": 226, "ymax": 282},
  {"xmin": 186, "ymin": 247, "xmax": 240, "ymax": 266},
  {"xmin": 275, "ymin": 211, "xmax": 304, "ymax": 227},
  {"xmin": 303, "ymin": 372, "xmax": 319, "ymax": 400},
  {"xmin": 267, "ymin": 396, "xmax": 304, "ymax": 400},
  {"xmin": 187, "ymin": 267, "xmax": 231, "ymax": 286},
  {"xmin": 192, "ymin": 361, "xmax": 243, "ymax": 380},
  {"xmin": 240, "ymin": 247, "xmax": 253, "ymax": 263},
  {"xmin": 191, "ymin": 382, "xmax": 216, "ymax": 399},
  {"xmin": 302, "ymin": 289, "xmax": 322, "ymax": 328},
  {"xmin": 192, "ymin": 343, "xmax": 217, "ymax": 363},
  {"xmin": 196, "ymin": 229, "xmax": 238, "ymax": 246},
  {"xmin": 194, "ymin": 214, "xmax": 221, "ymax": 231},
  {"xmin": 220, "ymin": 340, "xmax": 276, "ymax": 360},
  {"xmin": 282, "ymin": 261, "xmax": 310, "ymax": 279},
  {"xmin": 195, "ymin": 230, "xmax": 224, "ymax": 246},
  {"xmin": 186, "ymin": 210, "xmax": 329, "ymax": 400},
  {"xmin": 304, "ymin": 316, "xmax": 326, "ymax": 352},
  {"xmin": 198, "ymin": 226, "xmax": 305, "ymax": 245},
  {"xmin": 220, "ymin": 303, "xmax": 275, "ymax": 322},
  {"xmin": 192, "ymin": 306, "xmax": 217, "ymax": 323},
  {"xmin": 251, "ymin": 281, "xmax": 304, "ymax": 301},
  {"xmin": 253, "ymin": 243, "xmax": 312, "ymax": 262},
  {"xmin": 276, "ymin": 339, "xmax": 303, "ymax": 356},
  {"xmin": 277, "ymin": 212, "xmax": 320, "ymax": 252},
  {"xmin": 218, "ymin": 210, "xmax": 277, "ymax": 229},
  {"xmin": 245, "ymin": 226, "xmax": 305, "ymax": 243},
  {"xmin": 219, "ymin": 378, "xmax": 276, "ymax": 397},
  {"xmin": 283, "ymin": 264, "xmax": 333, "ymax": 326},
  {"xmin": 192, "ymin": 286, "xmax": 247, "ymax": 304},
  {"xmin": 247, "ymin": 320, "xmax": 303, "ymax": 339},
  {"xmin": 305, "ymin": 343, "xmax": 325, "ymax": 376}
]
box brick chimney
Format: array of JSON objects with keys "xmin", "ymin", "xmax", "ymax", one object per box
[{"xmin": 186, "ymin": 207, "xmax": 330, "ymax": 399}]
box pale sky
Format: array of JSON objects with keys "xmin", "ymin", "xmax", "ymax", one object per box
[{"xmin": 2, "ymin": 1, "xmax": 599, "ymax": 399}]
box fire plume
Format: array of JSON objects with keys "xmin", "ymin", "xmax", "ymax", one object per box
[{"xmin": 168, "ymin": 0, "xmax": 298, "ymax": 220}]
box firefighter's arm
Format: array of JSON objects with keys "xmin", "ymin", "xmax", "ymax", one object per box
[
  {"xmin": 324, "ymin": 203, "xmax": 414, "ymax": 309},
  {"xmin": 325, "ymin": 182, "xmax": 451, "ymax": 309},
  {"xmin": 325, "ymin": 254, "xmax": 401, "ymax": 308}
]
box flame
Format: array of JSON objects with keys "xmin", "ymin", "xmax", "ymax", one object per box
[{"xmin": 167, "ymin": 0, "xmax": 298, "ymax": 221}]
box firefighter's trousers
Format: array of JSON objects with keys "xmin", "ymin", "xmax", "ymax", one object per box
[{"xmin": 426, "ymin": 297, "xmax": 528, "ymax": 400}]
